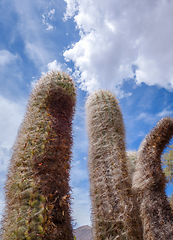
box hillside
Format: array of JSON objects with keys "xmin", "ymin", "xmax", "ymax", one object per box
[{"xmin": 74, "ymin": 225, "xmax": 93, "ymax": 240}]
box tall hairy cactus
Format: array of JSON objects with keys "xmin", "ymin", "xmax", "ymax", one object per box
[
  {"xmin": 132, "ymin": 117, "xmax": 173, "ymax": 239},
  {"xmin": 0, "ymin": 71, "xmax": 76, "ymax": 240},
  {"xmin": 86, "ymin": 90, "xmax": 143, "ymax": 240}
]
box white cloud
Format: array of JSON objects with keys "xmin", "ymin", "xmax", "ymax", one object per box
[
  {"xmin": 47, "ymin": 60, "xmax": 62, "ymax": 72},
  {"xmin": 0, "ymin": 95, "xmax": 24, "ymax": 163},
  {"xmin": 10, "ymin": 0, "xmax": 58, "ymax": 69},
  {"xmin": 64, "ymin": 0, "xmax": 173, "ymax": 93},
  {"xmin": 0, "ymin": 94, "xmax": 25, "ymax": 174},
  {"xmin": 0, "ymin": 95, "xmax": 25, "ymax": 146},
  {"xmin": 73, "ymin": 160, "xmax": 80, "ymax": 166},
  {"xmin": 136, "ymin": 107, "xmax": 173, "ymax": 124},
  {"xmin": 25, "ymin": 41, "xmax": 49, "ymax": 66},
  {"xmin": 157, "ymin": 107, "xmax": 173, "ymax": 118},
  {"xmin": 48, "ymin": 9, "xmax": 55, "ymax": 20},
  {"xmin": 31, "ymin": 78, "xmax": 39, "ymax": 89},
  {"xmin": 0, "ymin": 50, "xmax": 18, "ymax": 66},
  {"xmin": 136, "ymin": 112, "xmax": 157, "ymax": 125},
  {"xmin": 0, "ymin": 142, "xmax": 12, "ymax": 173},
  {"xmin": 71, "ymin": 187, "xmax": 91, "ymax": 227},
  {"xmin": 47, "ymin": 60, "xmax": 74, "ymax": 75},
  {"xmin": 46, "ymin": 24, "xmax": 53, "ymax": 30},
  {"xmin": 137, "ymin": 131, "xmax": 145, "ymax": 138},
  {"xmin": 42, "ymin": 9, "xmax": 55, "ymax": 30},
  {"xmin": 71, "ymin": 162, "xmax": 88, "ymax": 185},
  {"xmin": 75, "ymin": 125, "xmax": 83, "ymax": 131},
  {"xmin": 64, "ymin": 0, "xmax": 78, "ymax": 20},
  {"xmin": 0, "ymin": 95, "xmax": 25, "ymax": 223}
]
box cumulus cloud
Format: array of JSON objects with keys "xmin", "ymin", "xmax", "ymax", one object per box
[
  {"xmin": 47, "ymin": 60, "xmax": 62, "ymax": 71},
  {"xmin": 64, "ymin": 0, "xmax": 77, "ymax": 20},
  {"xmin": 64, "ymin": 0, "xmax": 173, "ymax": 93}
]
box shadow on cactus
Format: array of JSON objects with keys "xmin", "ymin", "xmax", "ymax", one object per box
[{"xmin": 0, "ymin": 71, "xmax": 76, "ymax": 240}]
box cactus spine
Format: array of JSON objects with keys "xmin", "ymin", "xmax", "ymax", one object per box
[
  {"xmin": 0, "ymin": 71, "xmax": 76, "ymax": 240},
  {"xmin": 86, "ymin": 90, "xmax": 143, "ymax": 240},
  {"xmin": 132, "ymin": 117, "xmax": 173, "ymax": 239}
]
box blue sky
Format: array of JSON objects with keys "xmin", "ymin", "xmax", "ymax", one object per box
[{"xmin": 0, "ymin": 0, "xmax": 173, "ymax": 228}]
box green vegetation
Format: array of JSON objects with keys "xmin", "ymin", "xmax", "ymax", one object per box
[{"xmin": 162, "ymin": 144, "xmax": 173, "ymax": 184}]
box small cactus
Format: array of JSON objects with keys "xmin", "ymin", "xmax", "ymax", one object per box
[
  {"xmin": 0, "ymin": 71, "xmax": 76, "ymax": 240},
  {"xmin": 86, "ymin": 90, "xmax": 143, "ymax": 240},
  {"xmin": 132, "ymin": 117, "xmax": 173, "ymax": 239}
]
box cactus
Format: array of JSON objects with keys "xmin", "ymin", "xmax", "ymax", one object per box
[
  {"xmin": 126, "ymin": 151, "xmax": 137, "ymax": 181},
  {"xmin": 0, "ymin": 71, "xmax": 76, "ymax": 240},
  {"xmin": 132, "ymin": 117, "xmax": 173, "ymax": 239},
  {"xmin": 86, "ymin": 90, "xmax": 143, "ymax": 240},
  {"xmin": 1, "ymin": 78, "xmax": 173, "ymax": 240}
]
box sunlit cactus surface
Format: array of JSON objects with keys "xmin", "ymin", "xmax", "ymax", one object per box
[{"xmin": 86, "ymin": 90, "xmax": 143, "ymax": 240}]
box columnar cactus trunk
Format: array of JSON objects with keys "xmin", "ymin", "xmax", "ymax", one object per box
[
  {"xmin": 132, "ymin": 117, "xmax": 173, "ymax": 239},
  {"xmin": 0, "ymin": 71, "xmax": 76, "ymax": 240},
  {"xmin": 86, "ymin": 90, "xmax": 143, "ymax": 240}
]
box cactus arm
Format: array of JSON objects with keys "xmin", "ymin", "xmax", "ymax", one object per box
[
  {"xmin": 132, "ymin": 117, "xmax": 173, "ymax": 239},
  {"xmin": 86, "ymin": 90, "xmax": 143, "ymax": 240},
  {"xmin": 0, "ymin": 71, "xmax": 76, "ymax": 240}
]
